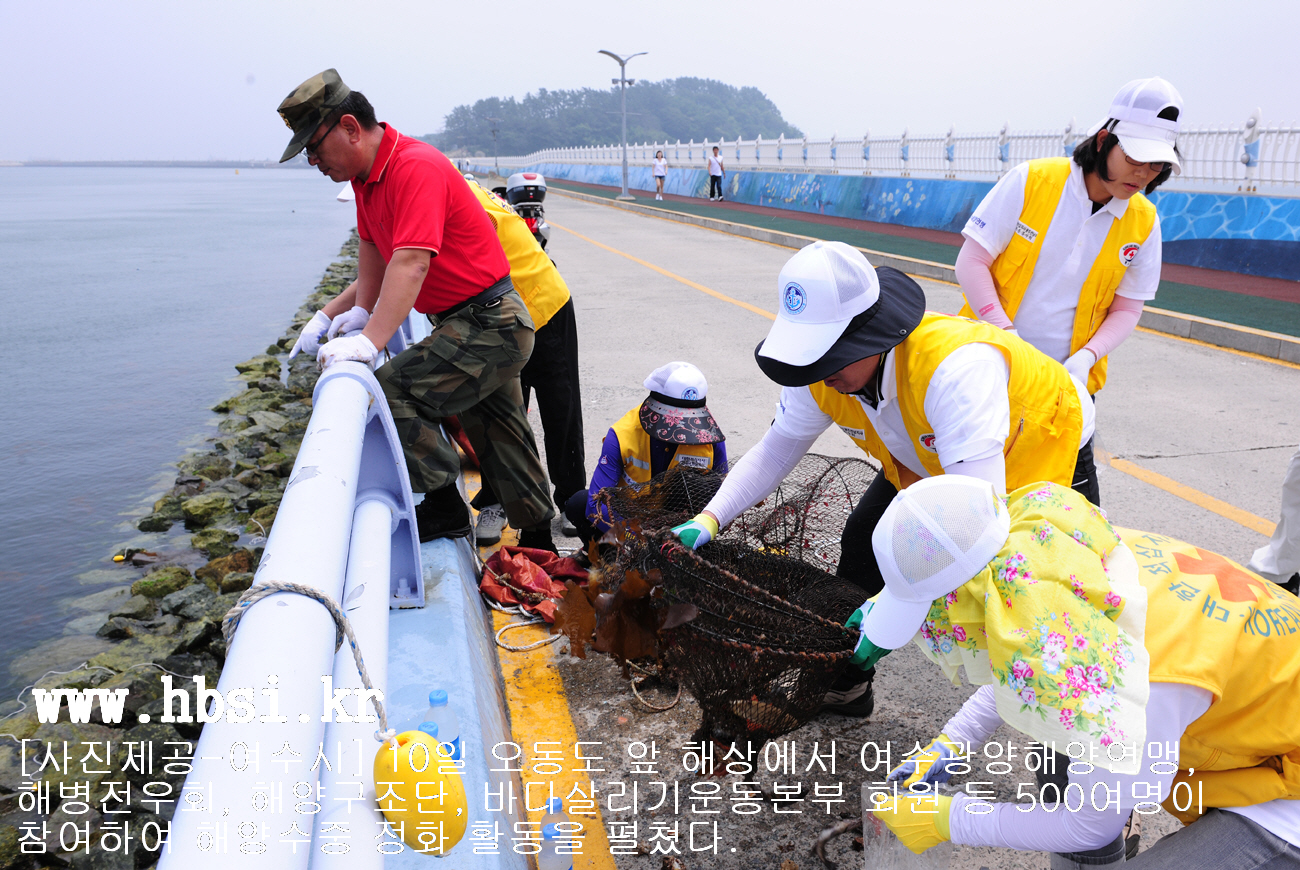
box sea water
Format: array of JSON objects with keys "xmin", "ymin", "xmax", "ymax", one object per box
[{"xmin": 0, "ymin": 166, "xmax": 355, "ymax": 702}]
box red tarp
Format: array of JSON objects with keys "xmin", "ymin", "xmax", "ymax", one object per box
[{"xmin": 479, "ymin": 546, "xmax": 589, "ymax": 623}]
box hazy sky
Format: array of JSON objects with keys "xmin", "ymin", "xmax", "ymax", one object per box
[{"xmin": 6, "ymin": 0, "xmax": 1297, "ymax": 161}]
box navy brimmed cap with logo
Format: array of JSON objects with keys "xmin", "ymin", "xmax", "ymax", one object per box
[
  {"xmin": 639, "ymin": 362, "xmax": 724, "ymax": 445},
  {"xmin": 755, "ymin": 241, "xmax": 926, "ymax": 387},
  {"xmin": 277, "ymin": 69, "xmax": 351, "ymax": 163},
  {"xmin": 1087, "ymin": 77, "xmax": 1184, "ymax": 175}
]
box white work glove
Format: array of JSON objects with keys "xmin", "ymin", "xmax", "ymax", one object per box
[
  {"xmin": 327, "ymin": 305, "xmax": 371, "ymax": 339},
  {"xmin": 1064, "ymin": 348, "xmax": 1097, "ymax": 385},
  {"xmin": 289, "ymin": 310, "xmax": 332, "ymax": 360},
  {"xmin": 317, "ymin": 334, "xmax": 379, "ymax": 370}
]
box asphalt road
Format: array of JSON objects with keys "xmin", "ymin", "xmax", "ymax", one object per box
[{"xmin": 519, "ymin": 191, "xmax": 1298, "ymax": 870}]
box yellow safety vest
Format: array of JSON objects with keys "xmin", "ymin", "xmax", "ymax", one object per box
[
  {"xmin": 1119, "ymin": 528, "xmax": 1300, "ymax": 823},
  {"xmin": 807, "ymin": 313, "xmax": 1082, "ymax": 491},
  {"xmin": 467, "ymin": 181, "xmax": 570, "ymax": 329},
  {"xmin": 610, "ymin": 406, "xmax": 717, "ymax": 485},
  {"xmin": 957, "ymin": 157, "xmax": 1158, "ymax": 394}
]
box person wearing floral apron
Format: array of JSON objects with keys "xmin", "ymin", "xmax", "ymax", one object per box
[{"xmin": 853, "ymin": 476, "xmax": 1300, "ymax": 868}]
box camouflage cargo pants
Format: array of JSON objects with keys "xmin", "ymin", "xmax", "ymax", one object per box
[{"xmin": 376, "ymin": 286, "xmax": 555, "ymax": 529}]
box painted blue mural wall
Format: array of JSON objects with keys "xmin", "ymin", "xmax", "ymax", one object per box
[{"xmin": 468, "ymin": 161, "xmax": 1300, "ymax": 280}]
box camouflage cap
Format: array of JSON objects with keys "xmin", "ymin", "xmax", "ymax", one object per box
[{"xmin": 277, "ymin": 69, "xmax": 352, "ymax": 163}]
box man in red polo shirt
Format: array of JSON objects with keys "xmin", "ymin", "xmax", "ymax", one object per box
[{"xmin": 276, "ymin": 69, "xmax": 556, "ymax": 550}]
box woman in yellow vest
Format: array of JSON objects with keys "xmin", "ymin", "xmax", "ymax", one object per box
[
  {"xmin": 564, "ymin": 362, "xmax": 727, "ymax": 553},
  {"xmin": 672, "ymin": 239, "xmax": 1094, "ymax": 718},
  {"xmin": 862, "ymin": 476, "xmax": 1300, "ymax": 868},
  {"xmin": 956, "ymin": 78, "xmax": 1183, "ymax": 505}
]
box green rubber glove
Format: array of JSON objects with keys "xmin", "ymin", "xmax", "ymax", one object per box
[
  {"xmin": 845, "ymin": 599, "xmax": 891, "ymax": 671},
  {"xmin": 869, "ymin": 794, "xmax": 953, "ymax": 855},
  {"xmin": 671, "ymin": 513, "xmax": 719, "ymax": 549}
]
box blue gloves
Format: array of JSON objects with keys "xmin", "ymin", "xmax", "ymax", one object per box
[
  {"xmin": 671, "ymin": 513, "xmax": 718, "ymax": 549},
  {"xmin": 887, "ymin": 733, "xmax": 965, "ymax": 788}
]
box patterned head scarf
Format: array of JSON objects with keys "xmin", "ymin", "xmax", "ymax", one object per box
[{"xmin": 915, "ymin": 482, "xmax": 1151, "ymax": 773}]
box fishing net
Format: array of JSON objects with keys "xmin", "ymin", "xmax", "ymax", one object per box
[{"xmin": 589, "ymin": 454, "xmax": 879, "ymax": 744}]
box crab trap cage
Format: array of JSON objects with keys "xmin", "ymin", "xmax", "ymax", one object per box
[{"xmin": 591, "ymin": 454, "xmax": 879, "ymax": 744}]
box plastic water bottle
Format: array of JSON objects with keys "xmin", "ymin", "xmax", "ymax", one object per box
[
  {"xmin": 421, "ymin": 690, "xmax": 461, "ymax": 760},
  {"xmin": 540, "ymin": 797, "xmax": 566, "ymax": 830},
  {"xmin": 537, "ymin": 824, "xmax": 572, "ymax": 870},
  {"xmin": 417, "ymin": 722, "xmax": 439, "ymax": 745}
]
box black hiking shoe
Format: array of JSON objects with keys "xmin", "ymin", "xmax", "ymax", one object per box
[
  {"xmin": 821, "ymin": 668, "xmax": 875, "ymax": 718},
  {"xmin": 1281, "ymin": 573, "xmax": 1300, "ymax": 597},
  {"xmin": 414, "ymin": 487, "xmax": 472, "ymax": 543},
  {"xmin": 517, "ymin": 525, "xmax": 558, "ymax": 554}
]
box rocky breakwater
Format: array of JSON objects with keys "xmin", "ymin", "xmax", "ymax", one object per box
[{"xmin": 0, "ymin": 233, "xmax": 358, "ymax": 870}]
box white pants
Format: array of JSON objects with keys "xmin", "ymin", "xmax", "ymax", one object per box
[{"xmin": 1250, "ymin": 445, "xmax": 1300, "ymax": 581}]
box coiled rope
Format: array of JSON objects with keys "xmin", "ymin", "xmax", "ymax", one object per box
[{"xmin": 222, "ymin": 582, "xmax": 398, "ymax": 748}]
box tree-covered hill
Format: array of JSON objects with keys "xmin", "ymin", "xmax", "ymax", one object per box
[{"xmin": 424, "ymin": 77, "xmax": 802, "ymax": 156}]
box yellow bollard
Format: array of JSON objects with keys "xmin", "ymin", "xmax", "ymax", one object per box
[{"xmin": 373, "ymin": 730, "xmax": 468, "ymax": 856}]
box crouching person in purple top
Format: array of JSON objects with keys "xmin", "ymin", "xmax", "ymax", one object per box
[{"xmin": 563, "ymin": 362, "xmax": 728, "ymax": 557}]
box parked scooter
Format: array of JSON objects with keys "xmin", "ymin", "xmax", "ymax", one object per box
[{"xmin": 494, "ymin": 172, "xmax": 550, "ymax": 250}]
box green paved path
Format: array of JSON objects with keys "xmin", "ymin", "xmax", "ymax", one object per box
[{"xmin": 547, "ymin": 178, "xmax": 1300, "ymax": 338}]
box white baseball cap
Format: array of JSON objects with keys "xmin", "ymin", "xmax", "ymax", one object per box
[
  {"xmin": 640, "ymin": 362, "xmax": 723, "ymax": 445},
  {"xmin": 1088, "ymin": 77, "xmax": 1184, "ymax": 174},
  {"xmin": 754, "ymin": 241, "xmax": 925, "ymax": 387},
  {"xmin": 644, "ymin": 361, "xmax": 708, "ymax": 401},
  {"xmin": 863, "ymin": 475, "xmax": 1011, "ymax": 650}
]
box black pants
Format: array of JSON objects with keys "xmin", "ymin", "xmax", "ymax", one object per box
[
  {"xmin": 708, "ymin": 175, "xmax": 723, "ymax": 198},
  {"xmin": 474, "ymin": 298, "xmax": 586, "ymax": 512},
  {"xmin": 563, "ymin": 489, "xmax": 601, "ymax": 548},
  {"xmin": 836, "ymin": 443, "xmax": 1104, "ymax": 598}
]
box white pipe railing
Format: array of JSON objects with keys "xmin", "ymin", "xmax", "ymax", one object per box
[
  {"xmin": 160, "ymin": 362, "xmax": 423, "ymax": 867},
  {"xmin": 476, "ymin": 115, "xmax": 1300, "ymax": 191}
]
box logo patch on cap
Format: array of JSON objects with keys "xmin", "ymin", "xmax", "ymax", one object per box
[
  {"xmin": 680, "ymin": 387, "xmax": 700, "ymax": 401},
  {"xmin": 918, "ymin": 433, "xmax": 938, "ymax": 452},
  {"xmin": 783, "ymin": 282, "xmax": 807, "ymax": 315},
  {"xmin": 1120, "ymin": 243, "xmax": 1141, "ymax": 266}
]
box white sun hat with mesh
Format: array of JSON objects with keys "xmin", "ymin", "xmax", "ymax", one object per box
[
  {"xmin": 1087, "ymin": 77, "xmax": 1184, "ymax": 174},
  {"xmin": 863, "ymin": 475, "xmax": 1011, "ymax": 650}
]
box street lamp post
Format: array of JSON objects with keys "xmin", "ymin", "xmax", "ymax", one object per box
[
  {"xmin": 486, "ymin": 115, "xmax": 501, "ymax": 178},
  {"xmin": 598, "ymin": 49, "xmax": 646, "ymax": 201}
]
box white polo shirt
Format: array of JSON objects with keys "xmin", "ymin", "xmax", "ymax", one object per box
[
  {"xmin": 962, "ymin": 161, "xmax": 1163, "ymax": 363},
  {"xmin": 772, "ymin": 344, "xmax": 1095, "ymax": 479},
  {"xmin": 707, "ymin": 154, "xmax": 724, "ymax": 176}
]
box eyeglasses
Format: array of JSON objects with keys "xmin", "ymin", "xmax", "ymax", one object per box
[
  {"xmin": 305, "ymin": 118, "xmax": 341, "ymax": 158},
  {"xmin": 1122, "ymin": 152, "xmax": 1171, "ymax": 174}
]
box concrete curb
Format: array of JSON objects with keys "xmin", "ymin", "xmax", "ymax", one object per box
[{"xmin": 553, "ymin": 187, "xmax": 1300, "ymax": 365}]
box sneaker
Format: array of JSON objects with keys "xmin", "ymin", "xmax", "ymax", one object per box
[
  {"xmin": 517, "ymin": 526, "xmax": 558, "ymax": 554},
  {"xmin": 821, "ymin": 669, "xmax": 874, "ymax": 717},
  {"xmin": 414, "ymin": 488, "xmax": 472, "ymax": 543},
  {"xmin": 561, "ymin": 520, "xmax": 579, "ymax": 537},
  {"xmin": 475, "ymin": 504, "xmax": 507, "ymax": 546}
]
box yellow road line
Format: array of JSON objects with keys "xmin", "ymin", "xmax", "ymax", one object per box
[
  {"xmin": 491, "ymin": 611, "xmax": 616, "ymax": 870},
  {"xmin": 550, "ymin": 221, "xmax": 775, "ymax": 321},
  {"xmin": 1134, "ymin": 324, "xmax": 1300, "ymax": 371},
  {"xmin": 1101, "ymin": 452, "xmax": 1277, "ymax": 537},
  {"xmin": 460, "ymin": 466, "xmax": 614, "ymax": 867}
]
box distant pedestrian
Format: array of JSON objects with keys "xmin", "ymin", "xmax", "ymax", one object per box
[
  {"xmin": 653, "ymin": 150, "xmax": 667, "ymax": 200},
  {"xmin": 707, "ymin": 146, "xmax": 725, "ymax": 201}
]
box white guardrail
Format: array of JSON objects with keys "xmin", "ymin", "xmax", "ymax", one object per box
[
  {"xmin": 488, "ymin": 111, "xmax": 1299, "ymax": 192},
  {"xmin": 160, "ymin": 312, "xmax": 438, "ymax": 869}
]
